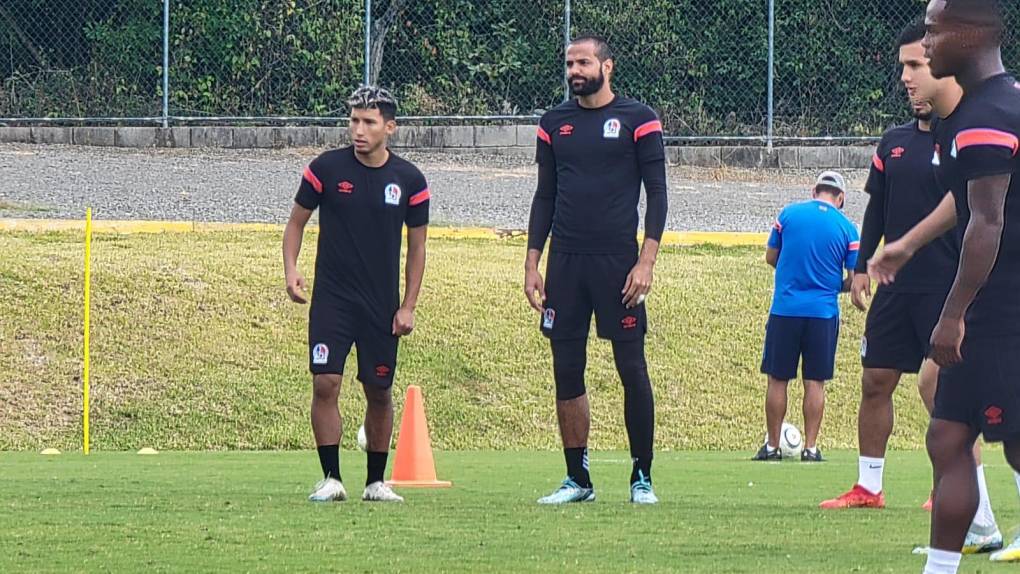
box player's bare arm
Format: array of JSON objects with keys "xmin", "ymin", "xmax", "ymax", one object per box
[
  {"xmin": 869, "ymin": 192, "xmax": 956, "ymax": 285},
  {"xmin": 283, "ymin": 203, "xmax": 314, "ymax": 304},
  {"xmin": 622, "ymin": 238, "xmax": 658, "ymax": 309},
  {"xmin": 394, "ymin": 225, "xmax": 428, "ymax": 336},
  {"xmin": 930, "ymin": 173, "xmax": 1011, "ymax": 367}
]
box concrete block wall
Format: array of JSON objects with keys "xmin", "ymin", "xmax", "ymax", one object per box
[{"xmin": 0, "ymin": 125, "xmax": 878, "ymax": 170}]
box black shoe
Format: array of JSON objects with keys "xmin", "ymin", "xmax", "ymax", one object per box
[
  {"xmin": 752, "ymin": 445, "xmax": 782, "ymax": 461},
  {"xmin": 801, "ymin": 448, "xmax": 824, "ymax": 462}
]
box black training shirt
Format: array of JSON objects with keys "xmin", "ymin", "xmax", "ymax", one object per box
[
  {"xmin": 932, "ymin": 74, "xmax": 1020, "ymax": 336},
  {"xmin": 295, "ymin": 146, "xmax": 430, "ymax": 327},
  {"xmin": 528, "ymin": 96, "xmax": 667, "ymax": 255},
  {"xmin": 860, "ymin": 121, "xmax": 958, "ymax": 293}
]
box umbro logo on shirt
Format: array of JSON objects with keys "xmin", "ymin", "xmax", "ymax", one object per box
[
  {"xmin": 890, "ymin": 147, "xmax": 905, "ymax": 159},
  {"xmin": 559, "ymin": 124, "xmax": 574, "ymax": 136},
  {"xmin": 338, "ymin": 181, "xmax": 354, "ymax": 194}
]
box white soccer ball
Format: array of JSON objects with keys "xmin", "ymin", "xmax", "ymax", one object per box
[
  {"xmin": 357, "ymin": 425, "xmax": 368, "ymax": 452},
  {"xmin": 779, "ymin": 422, "xmax": 803, "ymax": 459}
]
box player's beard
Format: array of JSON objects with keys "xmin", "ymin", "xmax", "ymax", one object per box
[
  {"xmin": 569, "ymin": 69, "xmax": 605, "ymax": 97},
  {"xmin": 910, "ymin": 103, "xmax": 934, "ymax": 122}
]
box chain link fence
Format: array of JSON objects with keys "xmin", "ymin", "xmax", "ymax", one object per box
[
  {"xmin": 0, "ymin": 0, "xmax": 162, "ymax": 120},
  {"xmin": 1, "ymin": 0, "xmax": 1018, "ymax": 140}
]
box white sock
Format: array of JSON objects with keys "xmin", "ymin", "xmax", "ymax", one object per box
[
  {"xmin": 922, "ymin": 549, "xmax": 961, "ymax": 574},
  {"xmin": 972, "ymin": 465, "xmax": 998, "ymax": 530},
  {"xmin": 858, "ymin": 456, "xmax": 884, "ymax": 494}
]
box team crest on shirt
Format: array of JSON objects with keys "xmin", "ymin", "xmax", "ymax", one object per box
[
  {"xmin": 543, "ymin": 308, "xmax": 556, "ymax": 329},
  {"xmin": 603, "ymin": 118, "xmax": 621, "ymax": 139},
  {"xmin": 312, "ymin": 343, "xmax": 329, "ymax": 365},
  {"xmin": 384, "ymin": 183, "xmax": 402, "ymax": 206}
]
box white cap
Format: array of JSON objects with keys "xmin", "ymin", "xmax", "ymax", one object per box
[{"xmin": 815, "ymin": 170, "xmax": 846, "ymax": 194}]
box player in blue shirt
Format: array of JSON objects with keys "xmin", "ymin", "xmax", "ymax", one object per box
[{"xmin": 754, "ymin": 171, "xmax": 860, "ymax": 462}]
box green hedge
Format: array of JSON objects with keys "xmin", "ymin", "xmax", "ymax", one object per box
[{"xmin": 1, "ymin": 0, "xmax": 1017, "ymax": 136}]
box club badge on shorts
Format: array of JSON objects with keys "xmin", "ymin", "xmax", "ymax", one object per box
[
  {"xmin": 384, "ymin": 183, "xmax": 402, "ymax": 206},
  {"xmin": 860, "ymin": 336, "xmax": 868, "ymax": 358},
  {"xmin": 312, "ymin": 343, "xmax": 329, "ymax": 365},
  {"xmin": 603, "ymin": 118, "xmax": 621, "ymax": 139},
  {"xmin": 543, "ymin": 308, "xmax": 556, "ymax": 329}
]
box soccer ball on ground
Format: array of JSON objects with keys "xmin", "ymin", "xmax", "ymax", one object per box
[
  {"xmin": 357, "ymin": 425, "xmax": 368, "ymax": 451},
  {"xmin": 764, "ymin": 421, "xmax": 804, "ymax": 459},
  {"xmin": 778, "ymin": 422, "xmax": 803, "ymax": 459}
]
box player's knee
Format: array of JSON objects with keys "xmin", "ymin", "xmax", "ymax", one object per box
[
  {"xmin": 926, "ymin": 421, "xmax": 975, "ymax": 469},
  {"xmin": 861, "ymin": 369, "xmax": 897, "ymax": 400},
  {"xmin": 612, "ymin": 339, "xmax": 650, "ymax": 391},
  {"xmin": 552, "ymin": 338, "xmax": 587, "ymax": 401},
  {"xmin": 312, "ymin": 374, "xmax": 341, "ymax": 402},
  {"xmin": 554, "ymin": 367, "xmax": 586, "ymax": 401},
  {"xmin": 363, "ymin": 385, "xmax": 392, "ymax": 409}
]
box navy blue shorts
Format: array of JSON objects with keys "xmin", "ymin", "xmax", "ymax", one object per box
[{"xmin": 761, "ymin": 314, "xmax": 840, "ymax": 382}]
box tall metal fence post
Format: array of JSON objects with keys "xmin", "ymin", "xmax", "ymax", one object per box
[
  {"xmin": 162, "ymin": 0, "xmax": 170, "ymax": 128},
  {"xmin": 364, "ymin": 0, "xmax": 372, "ymax": 86},
  {"xmin": 563, "ymin": 0, "xmax": 571, "ymax": 101},
  {"xmin": 766, "ymin": 0, "xmax": 775, "ymax": 150}
]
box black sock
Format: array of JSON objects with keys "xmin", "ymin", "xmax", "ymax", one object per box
[
  {"xmin": 564, "ymin": 447, "xmax": 592, "ymax": 488},
  {"xmin": 317, "ymin": 444, "xmax": 341, "ymax": 481},
  {"xmin": 366, "ymin": 451, "xmax": 388, "ymax": 486}
]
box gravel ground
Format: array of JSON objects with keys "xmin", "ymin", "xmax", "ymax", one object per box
[{"xmin": 0, "ymin": 144, "xmax": 869, "ymax": 232}]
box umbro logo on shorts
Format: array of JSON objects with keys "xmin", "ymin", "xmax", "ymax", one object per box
[
  {"xmin": 621, "ymin": 316, "xmax": 638, "ymax": 330},
  {"xmin": 375, "ymin": 364, "xmax": 392, "ymax": 378},
  {"xmin": 986, "ymin": 406, "xmax": 1004, "ymax": 425}
]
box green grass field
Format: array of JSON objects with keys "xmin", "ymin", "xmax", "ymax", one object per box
[
  {"xmin": 0, "ymin": 230, "xmax": 933, "ymax": 451},
  {"xmin": 3, "ymin": 450, "xmax": 1020, "ymax": 573}
]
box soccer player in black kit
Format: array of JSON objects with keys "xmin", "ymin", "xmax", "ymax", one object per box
[
  {"xmin": 524, "ymin": 35, "xmax": 668, "ymax": 504},
  {"xmin": 868, "ymin": 1, "xmax": 1020, "ymax": 572},
  {"xmin": 283, "ymin": 86, "xmax": 430, "ymax": 504}
]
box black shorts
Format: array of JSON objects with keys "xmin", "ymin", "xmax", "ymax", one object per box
[
  {"xmin": 760, "ymin": 314, "xmax": 840, "ymax": 382},
  {"xmin": 308, "ymin": 299, "xmax": 398, "ymax": 387},
  {"xmin": 861, "ymin": 290, "xmax": 946, "ymax": 373},
  {"xmin": 541, "ymin": 251, "xmax": 647, "ymax": 341},
  {"xmin": 933, "ymin": 335, "xmax": 1020, "ymax": 443}
]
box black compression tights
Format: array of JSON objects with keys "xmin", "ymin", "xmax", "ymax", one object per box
[{"xmin": 551, "ymin": 337, "xmax": 655, "ymax": 481}]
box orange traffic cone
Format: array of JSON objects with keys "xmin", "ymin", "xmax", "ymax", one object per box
[{"xmin": 388, "ymin": 385, "xmax": 452, "ymax": 488}]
